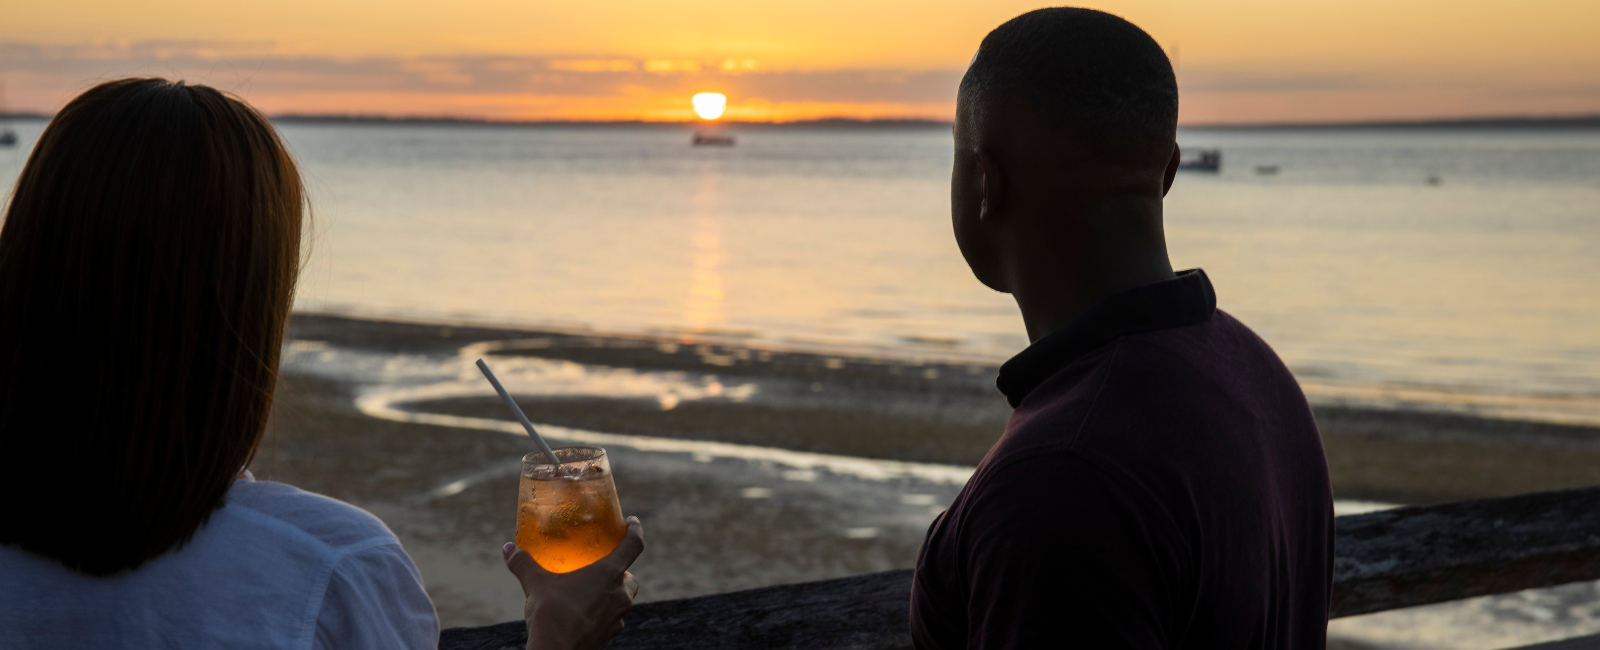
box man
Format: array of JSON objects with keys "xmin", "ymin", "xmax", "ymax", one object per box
[{"xmin": 910, "ymin": 8, "xmax": 1334, "ymax": 649}]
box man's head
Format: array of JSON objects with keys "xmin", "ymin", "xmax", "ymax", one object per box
[{"xmin": 952, "ymin": 8, "xmax": 1181, "ymax": 305}]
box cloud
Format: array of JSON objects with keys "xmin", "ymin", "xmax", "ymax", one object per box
[
  {"xmin": 547, "ymin": 60, "xmax": 638, "ymax": 73},
  {"xmin": 1179, "ymin": 69, "xmax": 1373, "ymax": 94},
  {"xmin": 0, "ymin": 40, "xmax": 961, "ymax": 120},
  {"xmin": 8, "ymin": 40, "xmax": 1596, "ymax": 123}
]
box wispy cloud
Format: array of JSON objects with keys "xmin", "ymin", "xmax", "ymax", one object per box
[
  {"xmin": 0, "ymin": 40, "xmax": 961, "ymax": 121},
  {"xmin": 1179, "ymin": 71, "xmax": 1372, "ymax": 94},
  {"xmin": 5, "ymin": 40, "xmax": 1598, "ymax": 123}
]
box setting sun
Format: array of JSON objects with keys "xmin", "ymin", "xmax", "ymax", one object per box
[{"xmin": 692, "ymin": 93, "xmax": 726, "ymax": 120}]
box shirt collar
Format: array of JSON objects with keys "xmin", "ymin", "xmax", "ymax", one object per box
[{"xmin": 996, "ymin": 268, "xmax": 1217, "ymax": 408}]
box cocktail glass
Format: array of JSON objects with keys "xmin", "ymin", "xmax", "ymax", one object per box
[{"xmin": 515, "ymin": 446, "xmax": 627, "ymax": 573}]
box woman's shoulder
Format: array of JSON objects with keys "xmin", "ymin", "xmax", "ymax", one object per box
[
  {"xmin": 0, "ymin": 479, "xmax": 430, "ymax": 649},
  {"xmin": 224, "ymin": 478, "xmax": 401, "ymax": 554},
  {"xmin": 226, "ymin": 481, "xmax": 441, "ymax": 648}
]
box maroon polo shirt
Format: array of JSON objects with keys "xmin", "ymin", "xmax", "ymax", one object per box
[{"xmin": 910, "ymin": 269, "xmax": 1333, "ymax": 649}]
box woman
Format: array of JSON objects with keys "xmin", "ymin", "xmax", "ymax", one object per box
[{"xmin": 0, "ymin": 78, "xmax": 642, "ymax": 650}]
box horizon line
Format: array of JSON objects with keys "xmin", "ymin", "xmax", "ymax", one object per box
[
  {"xmin": 273, "ymin": 112, "xmax": 1600, "ymax": 130},
  {"xmin": 4, "ymin": 112, "xmax": 1599, "ymax": 130}
]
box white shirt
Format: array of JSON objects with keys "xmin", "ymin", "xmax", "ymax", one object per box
[{"xmin": 0, "ymin": 477, "xmax": 439, "ymax": 650}]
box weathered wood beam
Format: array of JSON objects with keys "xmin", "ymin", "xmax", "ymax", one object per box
[
  {"xmin": 442, "ymin": 570, "xmax": 915, "ymax": 650},
  {"xmin": 1333, "ymin": 485, "xmax": 1600, "ymax": 617},
  {"xmin": 1502, "ymin": 633, "xmax": 1600, "ymax": 650},
  {"xmin": 442, "ymin": 485, "xmax": 1600, "ymax": 650}
]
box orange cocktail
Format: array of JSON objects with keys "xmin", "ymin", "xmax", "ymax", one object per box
[{"xmin": 515, "ymin": 446, "xmax": 627, "ymax": 573}]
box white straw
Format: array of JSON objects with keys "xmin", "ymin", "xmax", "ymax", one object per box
[{"xmin": 476, "ymin": 359, "xmax": 562, "ymax": 467}]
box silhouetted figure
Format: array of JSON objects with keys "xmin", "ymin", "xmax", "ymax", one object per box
[{"xmin": 911, "ymin": 9, "xmax": 1333, "ymax": 650}]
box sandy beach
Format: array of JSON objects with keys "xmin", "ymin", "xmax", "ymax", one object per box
[{"xmin": 255, "ymin": 312, "xmax": 1600, "ymax": 646}]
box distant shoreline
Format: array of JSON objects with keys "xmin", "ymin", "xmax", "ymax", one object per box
[
  {"xmin": 5, "ymin": 112, "xmax": 1600, "ymax": 130},
  {"xmin": 1182, "ymin": 115, "xmax": 1600, "ymax": 131},
  {"xmin": 270, "ymin": 113, "xmax": 1600, "ymax": 130},
  {"xmin": 269, "ymin": 115, "xmax": 953, "ymax": 129}
]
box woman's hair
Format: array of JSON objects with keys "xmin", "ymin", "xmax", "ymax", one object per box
[{"xmin": 0, "ymin": 78, "xmax": 304, "ymax": 575}]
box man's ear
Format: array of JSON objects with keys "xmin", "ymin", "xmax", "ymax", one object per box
[
  {"xmin": 1161, "ymin": 143, "xmax": 1181, "ymax": 197},
  {"xmin": 977, "ymin": 147, "xmax": 1004, "ymax": 222}
]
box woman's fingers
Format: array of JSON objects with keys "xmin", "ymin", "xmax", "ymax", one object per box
[
  {"xmin": 503, "ymin": 520, "xmax": 644, "ymax": 650},
  {"xmin": 502, "ymin": 544, "xmax": 551, "ymax": 597},
  {"xmin": 577, "ymin": 616, "xmax": 626, "ymax": 650},
  {"xmin": 611, "ymin": 586, "xmax": 635, "ymax": 617},
  {"xmin": 507, "ymin": 518, "xmax": 643, "ymax": 593},
  {"xmin": 598, "ymin": 519, "xmax": 645, "ymax": 574}
]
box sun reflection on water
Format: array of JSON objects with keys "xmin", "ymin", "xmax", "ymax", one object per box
[{"xmin": 686, "ymin": 166, "xmax": 725, "ymax": 331}]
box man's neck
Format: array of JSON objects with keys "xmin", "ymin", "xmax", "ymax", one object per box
[{"xmin": 1013, "ymin": 256, "xmax": 1175, "ymax": 343}]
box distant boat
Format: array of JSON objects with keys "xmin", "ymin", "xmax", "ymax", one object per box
[
  {"xmin": 692, "ymin": 132, "xmax": 735, "ymax": 147},
  {"xmin": 1177, "ymin": 149, "xmax": 1221, "ymax": 172},
  {"xmin": 1255, "ymin": 165, "xmax": 1279, "ymax": 175}
]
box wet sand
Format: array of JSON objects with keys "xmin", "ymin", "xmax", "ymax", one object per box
[
  {"xmin": 1319, "ymin": 407, "xmax": 1600, "ymax": 504},
  {"xmin": 257, "ymin": 312, "xmax": 1600, "ymax": 645},
  {"xmin": 258, "ymin": 314, "xmax": 987, "ymax": 626},
  {"xmin": 263, "ymin": 373, "xmax": 955, "ymax": 626}
]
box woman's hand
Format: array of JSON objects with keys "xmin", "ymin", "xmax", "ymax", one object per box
[{"xmin": 502, "ymin": 517, "xmax": 645, "ymax": 650}]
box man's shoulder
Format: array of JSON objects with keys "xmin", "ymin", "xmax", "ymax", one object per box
[
  {"xmin": 966, "ymin": 450, "xmax": 1131, "ymax": 511},
  {"xmin": 940, "ymin": 449, "xmax": 1187, "ymax": 595},
  {"xmin": 1126, "ymin": 308, "xmax": 1282, "ymax": 361},
  {"xmin": 995, "ymin": 310, "xmax": 1315, "ymax": 473},
  {"xmin": 996, "ymin": 340, "xmax": 1120, "ymax": 455},
  {"xmin": 1112, "ymin": 309, "xmax": 1313, "ymax": 429},
  {"xmin": 1119, "ymin": 310, "xmax": 1302, "ymax": 396},
  {"xmin": 995, "ymin": 321, "xmax": 1220, "ymax": 457},
  {"xmin": 1022, "ymin": 310, "xmax": 1298, "ymax": 411}
]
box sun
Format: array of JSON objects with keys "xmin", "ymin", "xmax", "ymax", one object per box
[{"xmin": 692, "ymin": 93, "xmax": 726, "ymax": 120}]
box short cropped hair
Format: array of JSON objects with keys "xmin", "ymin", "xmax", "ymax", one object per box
[
  {"xmin": 0, "ymin": 79, "xmax": 304, "ymax": 575},
  {"xmin": 960, "ymin": 7, "xmax": 1178, "ymax": 158}
]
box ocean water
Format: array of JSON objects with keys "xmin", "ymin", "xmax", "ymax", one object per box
[
  {"xmin": 5, "ymin": 117, "xmax": 1600, "ymax": 647},
  {"xmin": 2, "ymin": 120, "xmax": 1599, "ymax": 423}
]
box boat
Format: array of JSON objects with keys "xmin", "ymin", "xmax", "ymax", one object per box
[
  {"xmin": 692, "ymin": 132, "xmax": 735, "ymax": 147},
  {"xmin": 1177, "ymin": 149, "xmax": 1221, "ymax": 172}
]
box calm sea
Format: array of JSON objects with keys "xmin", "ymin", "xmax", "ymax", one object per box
[{"xmin": 3, "ymin": 119, "xmax": 1598, "ymax": 424}]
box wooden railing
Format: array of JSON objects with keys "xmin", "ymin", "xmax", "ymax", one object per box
[
  {"xmin": 440, "ymin": 484, "xmax": 1600, "ymax": 650},
  {"xmin": 1332, "ymin": 485, "xmax": 1600, "ymax": 618}
]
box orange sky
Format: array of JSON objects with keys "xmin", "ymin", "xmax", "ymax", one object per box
[{"xmin": 4, "ymin": 0, "xmax": 1598, "ymax": 123}]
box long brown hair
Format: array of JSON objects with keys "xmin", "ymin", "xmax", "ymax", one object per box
[{"xmin": 0, "ymin": 78, "xmax": 304, "ymax": 575}]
